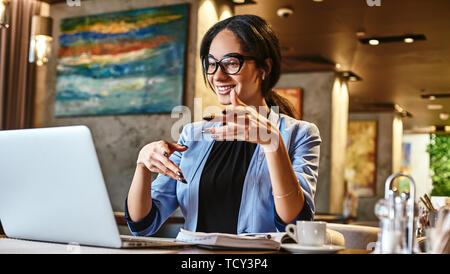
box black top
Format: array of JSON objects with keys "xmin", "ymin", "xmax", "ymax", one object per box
[{"xmin": 196, "ymin": 140, "xmax": 257, "ymax": 234}]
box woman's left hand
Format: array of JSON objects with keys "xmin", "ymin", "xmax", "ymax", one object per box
[{"xmin": 204, "ymin": 90, "xmax": 280, "ymax": 148}]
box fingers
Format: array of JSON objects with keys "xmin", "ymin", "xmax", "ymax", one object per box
[
  {"xmin": 207, "ymin": 121, "xmax": 254, "ymax": 142},
  {"xmin": 168, "ymin": 142, "xmax": 189, "ymax": 153},
  {"xmin": 208, "ymin": 123, "xmax": 240, "ymax": 141},
  {"xmin": 203, "ymin": 109, "xmax": 256, "ymax": 142},
  {"xmin": 230, "ymin": 89, "xmax": 246, "ymax": 107},
  {"xmin": 160, "ymin": 141, "xmax": 189, "ymax": 157},
  {"xmin": 148, "ymin": 155, "xmax": 179, "ymax": 180},
  {"xmin": 204, "ymin": 110, "xmax": 274, "ymax": 144},
  {"xmin": 200, "ymin": 100, "xmax": 275, "ymax": 144},
  {"xmin": 203, "ymin": 106, "xmax": 253, "ymax": 124},
  {"xmin": 156, "ymin": 142, "xmax": 187, "ymax": 182},
  {"xmin": 138, "ymin": 141, "xmax": 188, "ymax": 183}
]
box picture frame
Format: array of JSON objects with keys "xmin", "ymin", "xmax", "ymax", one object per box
[
  {"xmin": 274, "ymin": 88, "xmax": 303, "ymax": 120},
  {"xmin": 345, "ymin": 120, "xmax": 378, "ymax": 197},
  {"xmin": 54, "ymin": 4, "xmax": 189, "ymax": 117}
]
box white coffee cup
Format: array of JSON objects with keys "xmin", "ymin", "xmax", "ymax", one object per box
[{"xmin": 285, "ymin": 221, "xmax": 326, "ymax": 246}]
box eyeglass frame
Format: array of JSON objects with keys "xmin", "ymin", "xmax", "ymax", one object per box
[{"xmin": 202, "ymin": 53, "xmax": 258, "ymax": 75}]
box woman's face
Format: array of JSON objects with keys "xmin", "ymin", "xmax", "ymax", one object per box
[{"xmin": 207, "ymin": 29, "xmax": 264, "ymax": 106}]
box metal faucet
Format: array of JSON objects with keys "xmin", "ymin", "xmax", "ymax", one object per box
[{"xmin": 384, "ymin": 173, "xmax": 416, "ymax": 253}]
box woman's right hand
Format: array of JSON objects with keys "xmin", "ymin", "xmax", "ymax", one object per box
[{"xmin": 136, "ymin": 140, "xmax": 188, "ymax": 182}]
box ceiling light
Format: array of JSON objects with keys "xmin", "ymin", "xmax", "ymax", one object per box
[
  {"xmin": 232, "ymin": 0, "xmax": 246, "ymax": 3},
  {"xmin": 276, "ymin": 7, "xmax": 294, "ymax": 18},
  {"xmin": 313, "ymin": 0, "xmax": 324, "ymax": 2},
  {"xmin": 369, "ymin": 39, "xmax": 379, "ymax": 46},
  {"xmin": 434, "ymin": 125, "xmax": 450, "ymax": 132},
  {"xmin": 420, "ymin": 90, "xmax": 450, "ymax": 99},
  {"xmin": 427, "ymin": 104, "xmax": 443, "ymax": 110},
  {"xmin": 341, "ymin": 71, "xmax": 362, "ymax": 82},
  {"xmin": 394, "ymin": 104, "xmax": 404, "ymax": 113},
  {"xmin": 404, "ymin": 37, "xmax": 414, "ymax": 43},
  {"xmin": 335, "ymin": 63, "xmax": 341, "ymax": 69},
  {"xmin": 439, "ymin": 112, "xmax": 449, "ymax": 121},
  {"xmin": 356, "ymin": 31, "xmax": 366, "ymax": 37},
  {"xmin": 435, "ymin": 125, "xmax": 446, "ymax": 132},
  {"xmin": 393, "ymin": 104, "xmax": 410, "ymax": 117},
  {"xmin": 360, "ymin": 34, "xmax": 426, "ymax": 45}
]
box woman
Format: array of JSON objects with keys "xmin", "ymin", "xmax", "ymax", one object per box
[{"xmin": 125, "ymin": 15, "xmax": 321, "ymax": 235}]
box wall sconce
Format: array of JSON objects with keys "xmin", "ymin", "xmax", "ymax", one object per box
[
  {"xmin": 29, "ymin": 15, "xmax": 53, "ymax": 66},
  {"xmin": 394, "ymin": 103, "xmax": 412, "ymax": 118},
  {"xmin": 341, "ymin": 71, "xmax": 362, "ymax": 82},
  {"xmin": 0, "ymin": 0, "xmax": 11, "ymax": 29}
]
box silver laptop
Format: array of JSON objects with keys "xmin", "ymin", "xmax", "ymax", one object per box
[{"xmin": 0, "ymin": 125, "xmax": 190, "ymax": 249}]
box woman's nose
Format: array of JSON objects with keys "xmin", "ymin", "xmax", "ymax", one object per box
[{"xmin": 212, "ymin": 65, "xmax": 229, "ymax": 81}]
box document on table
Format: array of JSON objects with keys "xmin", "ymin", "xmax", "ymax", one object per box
[{"xmin": 175, "ymin": 229, "xmax": 282, "ymax": 250}]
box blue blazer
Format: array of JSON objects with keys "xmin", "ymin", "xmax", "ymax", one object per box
[{"xmin": 125, "ymin": 110, "xmax": 321, "ymax": 235}]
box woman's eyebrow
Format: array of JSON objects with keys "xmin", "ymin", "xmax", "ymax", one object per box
[
  {"xmin": 223, "ymin": 52, "xmax": 242, "ymax": 57},
  {"xmin": 208, "ymin": 52, "xmax": 242, "ymax": 59}
]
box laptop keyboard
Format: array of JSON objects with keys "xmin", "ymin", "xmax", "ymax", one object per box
[{"xmin": 120, "ymin": 235, "xmax": 193, "ymax": 248}]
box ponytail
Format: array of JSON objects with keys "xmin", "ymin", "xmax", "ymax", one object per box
[{"xmin": 265, "ymin": 90, "xmax": 297, "ymax": 119}]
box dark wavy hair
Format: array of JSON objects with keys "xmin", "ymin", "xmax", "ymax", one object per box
[{"xmin": 199, "ymin": 14, "xmax": 296, "ymax": 118}]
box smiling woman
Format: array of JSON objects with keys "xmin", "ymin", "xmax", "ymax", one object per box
[
  {"xmin": 125, "ymin": 14, "xmax": 322, "ymax": 236},
  {"xmin": 199, "ymin": 15, "xmax": 297, "ymax": 117}
]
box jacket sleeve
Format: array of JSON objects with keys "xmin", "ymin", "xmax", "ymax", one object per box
[
  {"xmin": 124, "ymin": 124, "xmax": 191, "ymax": 236},
  {"xmin": 274, "ymin": 122, "xmax": 321, "ymax": 231}
]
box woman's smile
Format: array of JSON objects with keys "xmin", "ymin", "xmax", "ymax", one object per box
[{"xmin": 215, "ymin": 84, "xmax": 236, "ymax": 95}]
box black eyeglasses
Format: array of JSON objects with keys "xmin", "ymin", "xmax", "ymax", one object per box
[{"xmin": 203, "ymin": 53, "xmax": 257, "ymax": 75}]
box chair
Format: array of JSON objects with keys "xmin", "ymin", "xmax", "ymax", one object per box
[
  {"xmin": 325, "ymin": 229, "xmax": 346, "ymax": 247},
  {"xmin": 326, "ymin": 223, "xmax": 380, "ymax": 250}
]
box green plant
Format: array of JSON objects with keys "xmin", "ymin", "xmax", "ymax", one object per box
[{"xmin": 427, "ymin": 134, "xmax": 450, "ymax": 196}]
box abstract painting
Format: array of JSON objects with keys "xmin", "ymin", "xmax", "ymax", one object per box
[
  {"xmin": 54, "ymin": 4, "xmax": 189, "ymax": 116},
  {"xmin": 401, "ymin": 142, "xmax": 411, "ymax": 174},
  {"xmin": 397, "ymin": 142, "xmax": 413, "ymax": 193},
  {"xmin": 274, "ymin": 88, "xmax": 302, "ymax": 120},
  {"xmin": 345, "ymin": 120, "xmax": 377, "ymax": 197}
]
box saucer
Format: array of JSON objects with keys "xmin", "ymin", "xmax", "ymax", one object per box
[{"xmin": 281, "ymin": 243, "xmax": 344, "ymax": 254}]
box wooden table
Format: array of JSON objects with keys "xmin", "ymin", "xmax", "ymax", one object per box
[
  {"xmin": 0, "ymin": 236, "xmax": 370, "ymax": 254},
  {"xmin": 1, "ymin": 213, "xmax": 370, "ymax": 255}
]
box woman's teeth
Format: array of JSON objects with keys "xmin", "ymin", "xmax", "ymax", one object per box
[{"xmin": 217, "ymin": 85, "xmax": 235, "ymax": 92}]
